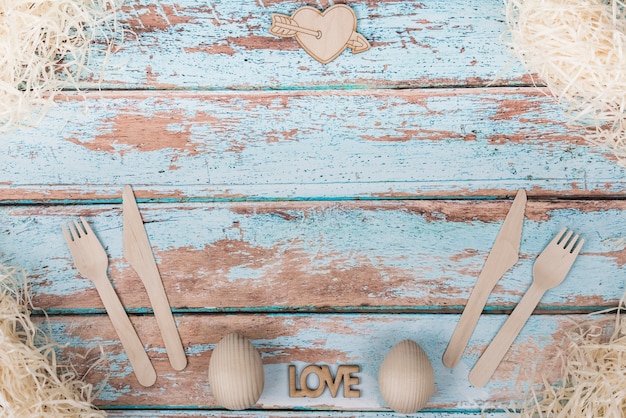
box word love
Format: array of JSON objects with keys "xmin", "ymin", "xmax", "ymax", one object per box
[
  {"xmin": 289, "ymin": 364, "xmax": 360, "ymax": 398},
  {"xmin": 269, "ymin": 5, "xmax": 370, "ymax": 64}
]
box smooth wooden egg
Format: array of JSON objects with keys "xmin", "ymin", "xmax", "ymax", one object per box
[
  {"xmin": 378, "ymin": 339, "xmax": 435, "ymax": 414},
  {"xmin": 208, "ymin": 333, "xmax": 264, "ymax": 410}
]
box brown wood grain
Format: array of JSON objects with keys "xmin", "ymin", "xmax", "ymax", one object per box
[
  {"xmin": 2, "ymin": 88, "xmax": 624, "ymax": 202},
  {"xmin": 1, "ymin": 199, "xmax": 621, "ymax": 312},
  {"xmin": 2, "ymin": 0, "xmax": 625, "ymax": 414},
  {"xmin": 43, "ymin": 312, "xmax": 577, "ymax": 410}
]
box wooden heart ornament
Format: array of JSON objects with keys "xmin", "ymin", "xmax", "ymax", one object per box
[{"xmin": 269, "ymin": 5, "xmax": 370, "ymax": 64}]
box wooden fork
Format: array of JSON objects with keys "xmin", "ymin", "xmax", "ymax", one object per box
[
  {"xmin": 469, "ymin": 227, "xmax": 584, "ymax": 387},
  {"xmin": 63, "ymin": 217, "xmax": 157, "ymax": 387}
]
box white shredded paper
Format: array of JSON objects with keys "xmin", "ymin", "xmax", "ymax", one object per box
[
  {"xmin": 0, "ymin": 264, "xmax": 105, "ymax": 417},
  {"xmin": 505, "ymin": 0, "xmax": 626, "ymax": 167},
  {"xmin": 512, "ymin": 296, "xmax": 626, "ymax": 417},
  {"xmin": 0, "ymin": 0, "xmax": 123, "ymax": 132}
]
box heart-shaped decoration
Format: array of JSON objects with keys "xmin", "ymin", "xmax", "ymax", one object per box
[
  {"xmin": 270, "ymin": 5, "xmax": 370, "ymax": 64},
  {"xmin": 291, "ymin": 5, "xmax": 355, "ymax": 64}
]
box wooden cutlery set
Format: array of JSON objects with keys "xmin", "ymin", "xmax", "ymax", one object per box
[
  {"xmin": 62, "ymin": 185, "xmax": 186, "ymax": 387},
  {"xmin": 443, "ymin": 189, "xmax": 584, "ymax": 386},
  {"xmin": 62, "ymin": 186, "xmax": 584, "ymax": 408}
]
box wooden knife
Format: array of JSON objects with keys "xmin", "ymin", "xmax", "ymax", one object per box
[
  {"xmin": 123, "ymin": 185, "xmax": 187, "ymax": 371},
  {"xmin": 442, "ymin": 189, "xmax": 527, "ymax": 369}
]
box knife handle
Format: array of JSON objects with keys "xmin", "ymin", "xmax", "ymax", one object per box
[
  {"xmin": 143, "ymin": 268, "xmax": 187, "ymax": 371},
  {"xmin": 442, "ymin": 272, "xmax": 494, "ymax": 368}
]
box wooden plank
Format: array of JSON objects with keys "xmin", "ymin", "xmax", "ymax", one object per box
[
  {"xmin": 1, "ymin": 89, "xmax": 624, "ymax": 201},
  {"xmin": 85, "ymin": 0, "xmax": 530, "ymax": 90},
  {"xmin": 44, "ymin": 312, "xmax": 586, "ymax": 411},
  {"xmin": 107, "ymin": 413, "xmax": 511, "ymax": 418},
  {"xmin": 2, "ymin": 200, "xmax": 623, "ymax": 312},
  {"xmin": 3, "ymin": 1, "xmax": 621, "ymax": 417}
]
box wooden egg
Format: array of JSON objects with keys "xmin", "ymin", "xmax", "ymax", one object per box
[
  {"xmin": 378, "ymin": 339, "xmax": 435, "ymax": 414},
  {"xmin": 208, "ymin": 333, "xmax": 264, "ymax": 410}
]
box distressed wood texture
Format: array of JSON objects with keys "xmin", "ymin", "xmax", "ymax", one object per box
[
  {"xmin": 89, "ymin": 0, "xmax": 530, "ymax": 89},
  {"xmin": 107, "ymin": 414, "xmax": 509, "ymax": 418},
  {"xmin": 1, "ymin": 201, "xmax": 624, "ymax": 312},
  {"xmin": 41, "ymin": 313, "xmax": 587, "ymax": 411},
  {"xmin": 1, "ymin": 0, "xmax": 625, "ymax": 416},
  {"xmin": 1, "ymin": 89, "xmax": 624, "ymax": 201}
]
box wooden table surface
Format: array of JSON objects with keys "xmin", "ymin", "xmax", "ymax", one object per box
[{"xmin": 1, "ymin": 0, "xmax": 625, "ymax": 416}]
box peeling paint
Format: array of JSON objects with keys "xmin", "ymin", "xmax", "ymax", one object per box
[
  {"xmin": 1, "ymin": 201, "xmax": 623, "ymax": 312},
  {"xmin": 39, "ymin": 313, "xmax": 581, "ymax": 410}
]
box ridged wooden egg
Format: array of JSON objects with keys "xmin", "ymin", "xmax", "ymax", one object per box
[
  {"xmin": 378, "ymin": 339, "xmax": 435, "ymax": 414},
  {"xmin": 208, "ymin": 333, "xmax": 264, "ymax": 410}
]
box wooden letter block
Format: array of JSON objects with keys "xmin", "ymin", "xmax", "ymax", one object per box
[
  {"xmin": 288, "ymin": 364, "xmax": 361, "ymax": 398},
  {"xmin": 288, "ymin": 365, "xmax": 300, "ymax": 398},
  {"xmin": 340, "ymin": 365, "xmax": 361, "ymax": 398}
]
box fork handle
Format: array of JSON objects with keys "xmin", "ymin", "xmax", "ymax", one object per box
[
  {"xmin": 94, "ymin": 272, "xmax": 157, "ymax": 387},
  {"xmin": 468, "ymin": 283, "xmax": 544, "ymax": 387}
]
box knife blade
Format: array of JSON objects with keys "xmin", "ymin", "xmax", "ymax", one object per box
[
  {"xmin": 123, "ymin": 185, "xmax": 187, "ymax": 371},
  {"xmin": 442, "ymin": 188, "xmax": 527, "ymax": 369}
]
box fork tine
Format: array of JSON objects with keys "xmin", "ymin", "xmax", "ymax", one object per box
[
  {"xmin": 62, "ymin": 224, "xmax": 73, "ymax": 244},
  {"xmin": 73, "ymin": 218, "xmax": 85, "ymax": 238},
  {"xmin": 79, "ymin": 216, "xmax": 93, "ymax": 236},
  {"xmin": 67, "ymin": 220, "xmax": 80, "ymax": 241},
  {"xmin": 550, "ymin": 227, "xmax": 567, "ymax": 246},
  {"xmin": 558, "ymin": 229, "xmax": 574, "ymax": 247},
  {"xmin": 571, "ymin": 237, "xmax": 585, "ymax": 256},
  {"xmin": 564, "ymin": 234, "xmax": 579, "ymax": 252}
]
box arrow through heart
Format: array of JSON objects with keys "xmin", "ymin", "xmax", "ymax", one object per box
[{"xmin": 269, "ymin": 5, "xmax": 371, "ymax": 64}]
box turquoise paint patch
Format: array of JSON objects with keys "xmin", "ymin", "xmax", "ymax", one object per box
[{"xmin": 225, "ymin": 265, "xmax": 265, "ymax": 281}]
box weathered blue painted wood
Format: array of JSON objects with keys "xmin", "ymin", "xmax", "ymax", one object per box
[
  {"xmin": 2, "ymin": 201, "xmax": 623, "ymax": 311},
  {"xmin": 108, "ymin": 413, "xmax": 510, "ymax": 417},
  {"xmin": 2, "ymin": 0, "xmax": 623, "ymax": 415},
  {"xmin": 1, "ymin": 89, "xmax": 624, "ymax": 201},
  {"xmin": 85, "ymin": 0, "xmax": 528, "ymax": 90},
  {"xmin": 44, "ymin": 312, "xmax": 586, "ymax": 411}
]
